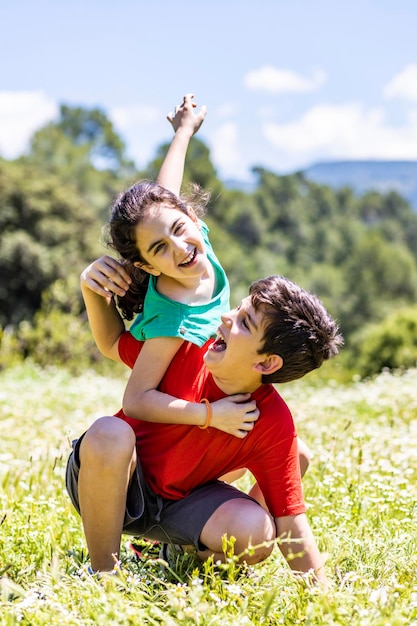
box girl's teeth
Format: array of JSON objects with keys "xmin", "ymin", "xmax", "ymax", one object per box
[{"xmin": 181, "ymin": 249, "xmax": 195, "ymax": 265}]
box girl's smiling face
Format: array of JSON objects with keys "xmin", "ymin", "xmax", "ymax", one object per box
[{"xmin": 134, "ymin": 206, "xmax": 208, "ymax": 280}]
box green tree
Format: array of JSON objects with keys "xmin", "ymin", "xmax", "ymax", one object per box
[
  {"xmin": 349, "ymin": 306, "xmax": 417, "ymax": 377},
  {"xmin": 28, "ymin": 104, "xmax": 135, "ymax": 175},
  {"xmin": 340, "ymin": 231, "xmax": 417, "ymax": 336},
  {"xmin": 144, "ymin": 138, "xmax": 224, "ymax": 212},
  {"xmin": 354, "ymin": 190, "xmax": 417, "ymax": 263},
  {"xmin": 23, "ymin": 104, "xmax": 138, "ymax": 220},
  {"xmin": 252, "ymin": 167, "xmax": 301, "ymax": 227},
  {"xmin": 0, "ymin": 159, "xmax": 102, "ymax": 327}
]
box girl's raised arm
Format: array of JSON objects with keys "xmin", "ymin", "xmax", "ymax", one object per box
[{"xmin": 157, "ymin": 93, "xmax": 207, "ymax": 195}]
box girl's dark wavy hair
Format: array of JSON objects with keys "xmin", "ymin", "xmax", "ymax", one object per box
[{"xmin": 106, "ymin": 180, "xmax": 209, "ymax": 320}]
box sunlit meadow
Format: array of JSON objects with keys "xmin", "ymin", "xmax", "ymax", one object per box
[{"xmin": 1, "ymin": 362, "xmax": 417, "ymax": 625}]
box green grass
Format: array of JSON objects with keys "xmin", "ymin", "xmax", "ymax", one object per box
[{"xmin": 1, "ymin": 362, "xmax": 417, "ymax": 625}]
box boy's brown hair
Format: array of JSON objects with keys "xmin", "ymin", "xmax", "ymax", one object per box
[{"xmin": 250, "ymin": 276, "xmax": 343, "ymax": 383}]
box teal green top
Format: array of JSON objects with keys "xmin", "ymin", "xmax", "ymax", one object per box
[{"xmin": 129, "ymin": 220, "xmax": 230, "ymax": 347}]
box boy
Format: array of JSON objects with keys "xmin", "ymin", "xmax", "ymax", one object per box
[{"xmin": 66, "ymin": 275, "xmax": 342, "ymax": 586}]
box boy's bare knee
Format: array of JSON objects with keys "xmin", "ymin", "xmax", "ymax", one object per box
[
  {"xmin": 200, "ymin": 499, "xmax": 276, "ymax": 565},
  {"xmin": 243, "ymin": 507, "xmax": 275, "ymax": 563},
  {"xmin": 247, "ymin": 541, "xmax": 274, "ymax": 564}
]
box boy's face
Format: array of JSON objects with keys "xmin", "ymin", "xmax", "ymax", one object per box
[{"xmin": 203, "ymin": 296, "xmax": 282, "ymax": 388}]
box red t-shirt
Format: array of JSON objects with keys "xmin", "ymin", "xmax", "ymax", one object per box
[{"xmin": 116, "ymin": 332, "xmax": 305, "ymax": 518}]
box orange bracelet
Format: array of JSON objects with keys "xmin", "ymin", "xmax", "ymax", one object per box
[{"xmin": 199, "ymin": 398, "xmax": 212, "ymax": 429}]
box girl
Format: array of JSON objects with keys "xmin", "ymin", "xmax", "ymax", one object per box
[{"xmin": 81, "ymin": 94, "xmax": 259, "ymax": 436}]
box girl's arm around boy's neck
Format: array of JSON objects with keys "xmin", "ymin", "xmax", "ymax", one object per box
[
  {"xmin": 81, "ymin": 284, "xmax": 125, "ymax": 362},
  {"xmin": 80, "ymin": 256, "xmax": 131, "ymax": 362}
]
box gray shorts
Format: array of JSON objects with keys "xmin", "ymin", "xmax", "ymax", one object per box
[{"xmin": 65, "ymin": 434, "xmax": 256, "ymax": 550}]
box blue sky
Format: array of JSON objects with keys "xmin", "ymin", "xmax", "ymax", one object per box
[{"xmin": 1, "ymin": 0, "xmax": 417, "ymax": 181}]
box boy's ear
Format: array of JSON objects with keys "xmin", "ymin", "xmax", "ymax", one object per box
[
  {"xmin": 133, "ymin": 261, "xmax": 161, "ymax": 277},
  {"xmin": 253, "ymin": 354, "xmax": 283, "ymax": 375}
]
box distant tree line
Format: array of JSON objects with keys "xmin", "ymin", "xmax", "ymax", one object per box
[{"xmin": 1, "ymin": 105, "xmax": 417, "ymax": 378}]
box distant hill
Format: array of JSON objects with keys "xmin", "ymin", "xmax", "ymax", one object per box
[{"xmin": 303, "ymin": 160, "xmax": 417, "ymax": 210}]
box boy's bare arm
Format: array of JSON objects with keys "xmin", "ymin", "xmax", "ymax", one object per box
[
  {"xmin": 275, "ymin": 513, "xmax": 328, "ymax": 588},
  {"xmin": 157, "ymin": 93, "xmax": 207, "ymax": 195}
]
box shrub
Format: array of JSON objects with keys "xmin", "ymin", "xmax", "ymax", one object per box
[
  {"xmin": 13, "ymin": 310, "xmax": 101, "ymax": 372},
  {"xmin": 349, "ymin": 306, "xmax": 417, "ymax": 377}
]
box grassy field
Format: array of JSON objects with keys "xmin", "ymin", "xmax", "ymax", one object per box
[{"xmin": 1, "ymin": 362, "xmax": 417, "ymax": 625}]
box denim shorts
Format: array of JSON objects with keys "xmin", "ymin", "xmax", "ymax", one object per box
[{"xmin": 65, "ymin": 434, "xmax": 256, "ymax": 550}]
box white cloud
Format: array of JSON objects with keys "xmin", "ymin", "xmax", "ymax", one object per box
[
  {"xmin": 210, "ymin": 122, "xmax": 245, "ymax": 178},
  {"xmin": 110, "ymin": 104, "xmax": 160, "ymax": 129},
  {"xmin": 384, "ymin": 64, "xmax": 417, "ymax": 102},
  {"xmin": 263, "ymin": 102, "xmax": 417, "ymax": 169},
  {"xmin": 0, "ymin": 91, "xmax": 57, "ymax": 158},
  {"xmin": 244, "ymin": 66, "xmax": 327, "ymax": 94},
  {"xmin": 259, "ymin": 105, "xmax": 279, "ymax": 119},
  {"xmin": 109, "ymin": 104, "xmax": 165, "ymax": 167},
  {"xmin": 214, "ymin": 102, "xmax": 238, "ymax": 119}
]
